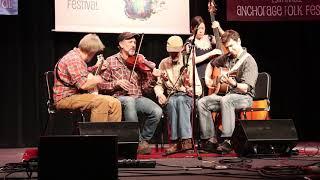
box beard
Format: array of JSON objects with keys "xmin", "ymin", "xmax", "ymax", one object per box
[{"xmin": 128, "ymin": 49, "xmax": 136, "ymax": 56}]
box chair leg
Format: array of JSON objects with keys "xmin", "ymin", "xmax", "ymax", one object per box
[
  {"xmin": 243, "ymin": 111, "xmax": 247, "ymax": 119},
  {"xmin": 71, "ymin": 112, "xmax": 82, "ymax": 135},
  {"xmin": 160, "ymin": 116, "xmax": 166, "ymax": 151},
  {"xmin": 43, "ymin": 113, "xmax": 55, "ymax": 135}
]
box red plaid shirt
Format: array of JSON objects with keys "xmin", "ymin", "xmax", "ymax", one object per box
[
  {"xmin": 98, "ymin": 53, "xmax": 156, "ymax": 97},
  {"xmin": 53, "ymin": 48, "xmax": 92, "ymax": 103}
]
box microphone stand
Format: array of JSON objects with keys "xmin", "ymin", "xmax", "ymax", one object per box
[{"xmin": 189, "ymin": 26, "xmax": 203, "ymax": 160}]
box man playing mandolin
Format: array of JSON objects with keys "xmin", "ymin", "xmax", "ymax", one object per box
[
  {"xmin": 197, "ymin": 30, "xmax": 258, "ymax": 154},
  {"xmin": 98, "ymin": 32, "xmax": 163, "ymax": 155},
  {"xmin": 53, "ymin": 33, "xmax": 122, "ymax": 123}
]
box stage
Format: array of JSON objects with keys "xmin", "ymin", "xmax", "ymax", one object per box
[{"xmin": 0, "ymin": 142, "xmax": 320, "ymax": 179}]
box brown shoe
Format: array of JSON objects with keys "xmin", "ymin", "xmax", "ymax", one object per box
[
  {"xmin": 181, "ymin": 138, "xmax": 193, "ymax": 151},
  {"xmin": 164, "ymin": 140, "xmax": 181, "ymax": 155},
  {"xmin": 137, "ymin": 140, "xmax": 152, "ymax": 155}
]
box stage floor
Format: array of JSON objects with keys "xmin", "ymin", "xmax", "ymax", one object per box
[{"xmin": 1, "ymin": 142, "xmax": 320, "ymax": 179}]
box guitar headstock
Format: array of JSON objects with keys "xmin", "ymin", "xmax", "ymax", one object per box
[{"xmin": 208, "ymin": 0, "xmax": 217, "ymax": 15}]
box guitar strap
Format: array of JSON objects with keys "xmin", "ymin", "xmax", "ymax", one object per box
[{"xmin": 229, "ymin": 52, "xmax": 250, "ymax": 73}]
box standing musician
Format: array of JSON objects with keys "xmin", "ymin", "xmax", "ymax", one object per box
[
  {"xmin": 53, "ymin": 33, "xmax": 122, "ymax": 123},
  {"xmin": 186, "ymin": 10, "xmax": 224, "ymax": 95},
  {"xmin": 98, "ymin": 32, "xmax": 163, "ymax": 155},
  {"xmin": 197, "ymin": 30, "xmax": 258, "ymax": 154},
  {"xmin": 154, "ymin": 36, "xmax": 202, "ymax": 155}
]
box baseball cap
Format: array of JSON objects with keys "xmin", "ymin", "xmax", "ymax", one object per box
[{"xmin": 118, "ymin": 32, "xmax": 139, "ymax": 43}]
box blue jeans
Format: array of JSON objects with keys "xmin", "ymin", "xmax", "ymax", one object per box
[
  {"xmin": 166, "ymin": 92, "xmax": 193, "ymax": 140},
  {"xmin": 197, "ymin": 93, "xmax": 252, "ymax": 138},
  {"xmin": 118, "ymin": 96, "xmax": 162, "ymax": 141}
]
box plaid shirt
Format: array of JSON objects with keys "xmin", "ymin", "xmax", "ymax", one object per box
[
  {"xmin": 98, "ymin": 53, "xmax": 156, "ymax": 97},
  {"xmin": 53, "ymin": 48, "xmax": 91, "ymax": 103}
]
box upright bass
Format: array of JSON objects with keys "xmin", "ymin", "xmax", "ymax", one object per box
[
  {"xmin": 206, "ymin": 0, "xmax": 229, "ymax": 130},
  {"xmin": 207, "ymin": 0, "xmax": 230, "ymax": 95}
]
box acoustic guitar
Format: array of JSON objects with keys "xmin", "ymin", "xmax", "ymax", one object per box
[{"xmin": 210, "ymin": 67, "xmax": 237, "ymax": 95}]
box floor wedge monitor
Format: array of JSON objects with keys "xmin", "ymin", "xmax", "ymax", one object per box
[
  {"xmin": 78, "ymin": 121, "xmax": 139, "ymax": 160},
  {"xmin": 232, "ymin": 119, "xmax": 298, "ymax": 157}
]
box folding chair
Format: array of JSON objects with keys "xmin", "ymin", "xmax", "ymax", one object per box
[
  {"xmin": 240, "ymin": 72, "xmax": 271, "ymax": 120},
  {"xmin": 43, "ymin": 71, "xmax": 86, "ymax": 135}
]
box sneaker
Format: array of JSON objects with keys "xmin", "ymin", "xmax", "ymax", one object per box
[
  {"xmin": 137, "ymin": 140, "xmax": 152, "ymax": 155},
  {"xmin": 201, "ymin": 140, "xmax": 219, "ymax": 153},
  {"xmin": 216, "ymin": 140, "xmax": 232, "ymax": 154}
]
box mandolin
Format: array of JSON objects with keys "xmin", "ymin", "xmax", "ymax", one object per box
[
  {"xmin": 89, "ymin": 54, "xmax": 105, "ymax": 94},
  {"xmin": 95, "ymin": 54, "xmax": 105, "ymax": 76}
]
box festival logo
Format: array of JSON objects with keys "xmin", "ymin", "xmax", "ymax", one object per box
[{"xmin": 124, "ymin": 0, "xmax": 166, "ymax": 20}]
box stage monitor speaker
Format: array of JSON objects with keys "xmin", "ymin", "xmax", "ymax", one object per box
[
  {"xmin": 78, "ymin": 121, "xmax": 139, "ymax": 160},
  {"xmin": 231, "ymin": 119, "xmax": 298, "ymax": 157},
  {"xmin": 38, "ymin": 135, "xmax": 118, "ymax": 180}
]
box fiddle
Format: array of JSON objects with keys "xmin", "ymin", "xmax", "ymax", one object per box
[
  {"xmin": 125, "ymin": 54, "xmax": 155, "ymax": 73},
  {"xmin": 125, "ymin": 33, "xmax": 168, "ymax": 82}
]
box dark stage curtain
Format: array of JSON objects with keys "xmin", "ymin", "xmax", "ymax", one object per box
[{"xmin": 0, "ymin": 0, "xmax": 318, "ymax": 147}]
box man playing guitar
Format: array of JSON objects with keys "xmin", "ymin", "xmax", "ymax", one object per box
[{"xmin": 197, "ymin": 30, "xmax": 258, "ymax": 154}]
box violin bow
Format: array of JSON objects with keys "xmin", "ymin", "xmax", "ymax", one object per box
[{"xmin": 129, "ymin": 33, "xmax": 144, "ymax": 81}]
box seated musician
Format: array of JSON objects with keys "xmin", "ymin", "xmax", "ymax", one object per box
[
  {"xmin": 98, "ymin": 32, "xmax": 163, "ymax": 155},
  {"xmin": 53, "ymin": 33, "xmax": 122, "ymax": 122},
  {"xmin": 154, "ymin": 36, "xmax": 202, "ymax": 155},
  {"xmin": 197, "ymin": 30, "xmax": 258, "ymax": 153}
]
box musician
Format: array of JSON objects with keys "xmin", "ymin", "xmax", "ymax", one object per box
[
  {"xmin": 154, "ymin": 36, "xmax": 202, "ymax": 155},
  {"xmin": 197, "ymin": 30, "xmax": 258, "ymax": 153},
  {"xmin": 98, "ymin": 32, "xmax": 162, "ymax": 155},
  {"xmin": 53, "ymin": 33, "xmax": 122, "ymax": 122},
  {"xmin": 186, "ymin": 15, "xmax": 224, "ymax": 95}
]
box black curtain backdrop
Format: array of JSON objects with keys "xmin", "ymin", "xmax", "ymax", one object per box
[{"xmin": 0, "ymin": 0, "xmax": 318, "ymax": 147}]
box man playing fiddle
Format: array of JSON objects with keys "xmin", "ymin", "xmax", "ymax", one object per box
[
  {"xmin": 154, "ymin": 36, "xmax": 203, "ymax": 155},
  {"xmin": 98, "ymin": 32, "xmax": 162, "ymax": 155}
]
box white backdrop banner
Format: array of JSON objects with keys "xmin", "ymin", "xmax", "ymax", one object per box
[{"xmin": 54, "ymin": 0, "xmax": 190, "ymax": 34}]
